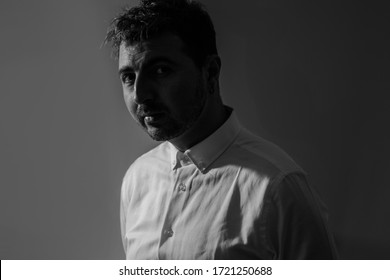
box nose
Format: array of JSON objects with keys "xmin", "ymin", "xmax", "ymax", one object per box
[{"xmin": 133, "ymin": 73, "xmax": 153, "ymax": 105}]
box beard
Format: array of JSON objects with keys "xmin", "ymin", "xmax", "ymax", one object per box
[{"xmin": 136, "ymin": 82, "xmax": 207, "ymax": 142}]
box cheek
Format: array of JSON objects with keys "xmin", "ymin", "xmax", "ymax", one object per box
[
  {"xmin": 169, "ymin": 80, "xmax": 199, "ymax": 107},
  {"xmin": 123, "ymin": 89, "xmax": 137, "ymax": 115}
]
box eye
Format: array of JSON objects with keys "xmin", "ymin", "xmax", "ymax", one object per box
[{"xmin": 121, "ymin": 73, "xmax": 136, "ymax": 86}]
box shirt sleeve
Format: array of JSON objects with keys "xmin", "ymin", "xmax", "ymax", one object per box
[
  {"xmin": 261, "ymin": 172, "xmax": 338, "ymax": 259},
  {"xmin": 120, "ymin": 177, "xmax": 129, "ymax": 258}
]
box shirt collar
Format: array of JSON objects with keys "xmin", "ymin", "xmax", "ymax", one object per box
[{"xmin": 169, "ymin": 108, "xmax": 241, "ymax": 173}]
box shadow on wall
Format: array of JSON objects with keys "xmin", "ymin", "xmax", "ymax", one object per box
[
  {"xmin": 336, "ymin": 235, "xmax": 390, "ymax": 260},
  {"xmin": 206, "ymin": 0, "xmax": 390, "ymax": 260}
]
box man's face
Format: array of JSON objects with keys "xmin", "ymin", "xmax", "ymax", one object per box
[{"xmin": 118, "ymin": 33, "xmax": 207, "ymax": 141}]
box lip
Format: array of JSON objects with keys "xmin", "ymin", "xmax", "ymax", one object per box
[{"xmin": 143, "ymin": 112, "xmax": 166, "ymax": 125}]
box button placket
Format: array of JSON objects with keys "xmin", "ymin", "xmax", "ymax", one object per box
[
  {"xmin": 159, "ymin": 168, "xmax": 186, "ymax": 250},
  {"xmin": 159, "ymin": 164, "xmax": 195, "ymax": 258}
]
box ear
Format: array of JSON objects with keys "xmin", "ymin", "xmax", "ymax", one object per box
[
  {"xmin": 203, "ymin": 55, "xmax": 221, "ymax": 95},
  {"xmin": 204, "ymin": 55, "xmax": 221, "ymax": 81}
]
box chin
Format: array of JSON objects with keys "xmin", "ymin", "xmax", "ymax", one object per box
[{"xmin": 146, "ymin": 126, "xmax": 186, "ymax": 142}]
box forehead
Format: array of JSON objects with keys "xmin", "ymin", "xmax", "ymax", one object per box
[{"xmin": 118, "ymin": 33, "xmax": 190, "ymax": 70}]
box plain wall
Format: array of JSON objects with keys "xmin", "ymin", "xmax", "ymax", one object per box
[{"xmin": 1, "ymin": 0, "xmax": 389, "ymax": 259}]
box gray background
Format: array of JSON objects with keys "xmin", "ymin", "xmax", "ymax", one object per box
[{"xmin": 1, "ymin": 0, "xmax": 389, "ymax": 259}]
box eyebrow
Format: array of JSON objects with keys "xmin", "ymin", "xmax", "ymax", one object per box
[
  {"xmin": 118, "ymin": 56, "xmax": 178, "ymax": 76},
  {"xmin": 118, "ymin": 66, "xmax": 132, "ymax": 77}
]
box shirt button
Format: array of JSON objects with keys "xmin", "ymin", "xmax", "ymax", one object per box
[
  {"xmin": 178, "ymin": 183, "xmax": 186, "ymax": 192},
  {"xmin": 164, "ymin": 228, "xmax": 174, "ymax": 237},
  {"xmin": 183, "ymin": 156, "xmax": 191, "ymax": 164}
]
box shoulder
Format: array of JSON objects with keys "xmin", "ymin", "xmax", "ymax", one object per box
[
  {"xmin": 261, "ymin": 172, "xmax": 338, "ymax": 259},
  {"xmin": 228, "ymin": 128, "xmax": 304, "ymax": 178}
]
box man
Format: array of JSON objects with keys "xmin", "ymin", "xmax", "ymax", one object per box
[{"xmin": 105, "ymin": 0, "xmax": 338, "ymax": 259}]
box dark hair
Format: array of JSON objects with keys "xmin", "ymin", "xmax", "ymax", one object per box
[{"xmin": 104, "ymin": 0, "xmax": 218, "ymax": 67}]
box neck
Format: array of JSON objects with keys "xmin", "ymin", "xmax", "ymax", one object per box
[{"xmin": 169, "ymin": 103, "xmax": 229, "ymax": 152}]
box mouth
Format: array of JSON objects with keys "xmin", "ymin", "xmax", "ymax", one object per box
[{"xmin": 142, "ymin": 112, "xmax": 166, "ymax": 126}]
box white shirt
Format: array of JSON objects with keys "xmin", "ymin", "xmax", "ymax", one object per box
[{"xmin": 120, "ymin": 111, "xmax": 337, "ymax": 259}]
